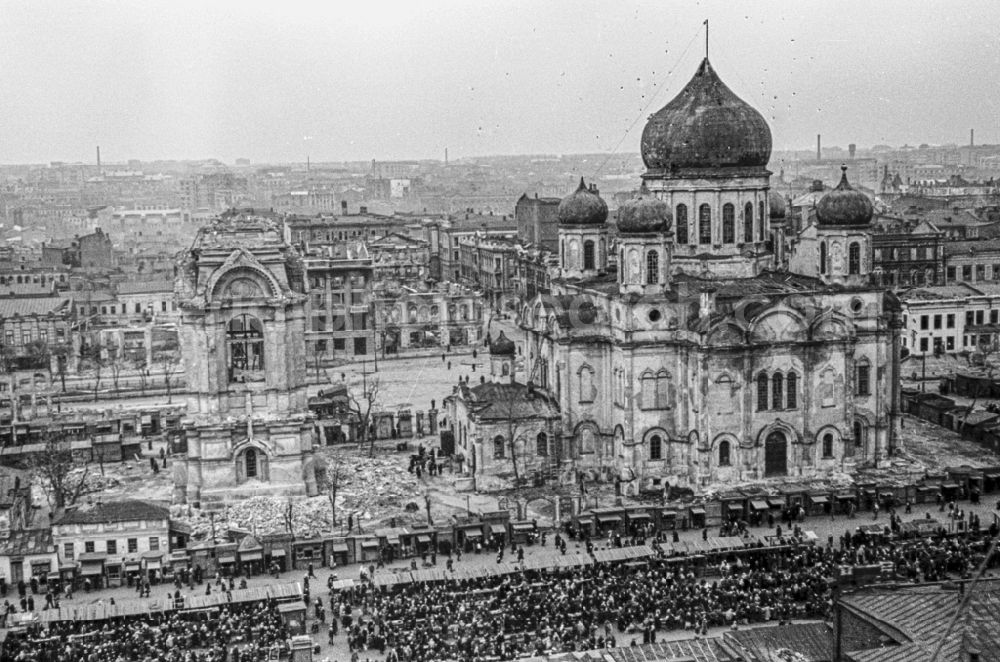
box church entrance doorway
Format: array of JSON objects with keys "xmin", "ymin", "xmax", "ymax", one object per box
[{"xmin": 764, "ymin": 431, "xmax": 787, "ymax": 477}]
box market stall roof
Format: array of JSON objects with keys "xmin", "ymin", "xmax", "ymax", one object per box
[
  {"xmin": 661, "ymin": 509, "xmax": 677, "ymax": 518},
  {"xmin": 596, "ymin": 514, "xmax": 621, "ymax": 523},
  {"xmin": 415, "ymin": 535, "xmax": 433, "ymax": 544},
  {"xmin": 269, "ymin": 549, "xmax": 286, "ymax": 557},
  {"xmin": 77, "ymin": 552, "xmax": 107, "ymax": 563},
  {"xmin": 689, "ymin": 507, "xmax": 706, "ymax": 515},
  {"xmin": 809, "ymin": 495, "xmax": 830, "ymax": 504},
  {"xmin": 511, "ymin": 522, "xmax": 535, "ymax": 532},
  {"xmin": 217, "ymin": 554, "xmax": 236, "ymax": 564},
  {"xmin": 626, "ymin": 511, "xmax": 652, "ymax": 521},
  {"xmin": 767, "ymin": 497, "xmax": 786, "ymax": 507},
  {"xmin": 750, "ymin": 499, "xmax": 769, "ymax": 511},
  {"xmin": 360, "ymin": 539, "xmax": 379, "ymax": 549},
  {"xmin": 331, "ymin": 543, "xmax": 350, "ymax": 553},
  {"xmin": 489, "ymin": 524, "xmax": 507, "ymax": 535}
]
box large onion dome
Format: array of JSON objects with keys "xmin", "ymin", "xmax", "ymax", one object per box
[
  {"xmin": 617, "ymin": 189, "xmax": 672, "ymax": 234},
  {"xmin": 489, "ymin": 331, "xmax": 516, "ymax": 356},
  {"xmin": 816, "ymin": 166, "xmax": 874, "ymax": 226},
  {"xmin": 557, "ymin": 178, "xmax": 608, "ymax": 226},
  {"xmin": 641, "ymin": 58, "xmax": 772, "ymax": 173}
]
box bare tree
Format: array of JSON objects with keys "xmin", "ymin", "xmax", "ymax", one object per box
[
  {"xmin": 107, "ymin": 342, "xmax": 124, "ymax": 396},
  {"xmin": 156, "ymin": 353, "xmax": 180, "ymax": 404},
  {"xmin": 137, "ymin": 366, "xmax": 150, "ymax": 396},
  {"xmin": 27, "ymin": 432, "xmax": 92, "ymax": 511},
  {"xmin": 50, "ymin": 343, "xmax": 70, "ymax": 393},
  {"xmin": 491, "ymin": 388, "xmax": 533, "ymax": 486},
  {"xmin": 282, "ymin": 497, "xmax": 294, "ymax": 534},
  {"xmin": 325, "ymin": 454, "xmax": 351, "ymax": 530},
  {"xmin": 346, "ymin": 376, "xmax": 381, "ymax": 457}
]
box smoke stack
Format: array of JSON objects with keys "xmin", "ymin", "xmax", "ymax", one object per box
[
  {"xmin": 96, "ymin": 146, "xmax": 101, "ymax": 172},
  {"xmin": 849, "ymin": 144, "xmax": 856, "ymax": 159},
  {"xmin": 971, "ymin": 129, "xmax": 975, "ymax": 147},
  {"xmin": 816, "ymin": 134, "xmax": 821, "ymax": 161},
  {"xmin": 445, "ymin": 148, "xmax": 449, "ymax": 165}
]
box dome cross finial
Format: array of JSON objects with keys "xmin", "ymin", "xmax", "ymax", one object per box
[{"xmin": 704, "ymin": 19, "xmax": 709, "ymax": 59}]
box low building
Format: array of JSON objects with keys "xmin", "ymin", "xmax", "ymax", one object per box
[
  {"xmin": 0, "ymin": 296, "xmax": 75, "ymax": 372},
  {"xmin": 944, "ymin": 237, "xmax": 1000, "ymax": 285},
  {"xmin": 52, "ymin": 500, "xmax": 171, "ymax": 588},
  {"xmin": 115, "ymin": 279, "xmax": 178, "ymax": 323},
  {"xmin": 444, "ymin": 333, "xmax": 562, "ymax": 490},
  {"xmin": 0, "ymin": 528, "xmax": 58, "ymax": 587},
  {"xmin": 898, "ymin": 283, "xmax": 1000, "ymax": 356}
]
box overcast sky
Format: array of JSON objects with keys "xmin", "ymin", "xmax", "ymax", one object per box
[{"xmin": 2, "ymin": 0, "xmax": 999, "ymax": 165}]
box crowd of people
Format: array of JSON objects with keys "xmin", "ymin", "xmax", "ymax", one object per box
[
  {"xmin": 324, "ymin": 523, "xmax": 999, "ymax": 662},
  {"xmin": 0, "ymin": 600, "xmax": 290, "ymax": 662}
]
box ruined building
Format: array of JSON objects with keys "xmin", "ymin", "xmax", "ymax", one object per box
[
  {"xmin": 510, "ymin": 57, "xmax": 902, "ymax": 493},
  {"xmin": 172, "ymin": 212, "xmax": 318, "ymax": 503}
]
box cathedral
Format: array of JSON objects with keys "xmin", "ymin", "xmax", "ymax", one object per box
[
  {"xmin": 515, "ymin": 57, "xmax": 903, "ymax": 494},
  {"xmin": 172, "ymin": 213, "xmax": 318, "ymax": 504}
]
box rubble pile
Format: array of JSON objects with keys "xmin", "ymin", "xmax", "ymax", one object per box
[{"xmin": 169, "ymin": 497, "xmax": 336, "ymax": 539}]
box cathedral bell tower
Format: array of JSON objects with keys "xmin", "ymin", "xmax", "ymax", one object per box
[{"xmin": 174, "ymin": 213, "xmax": 318, "ymax": 504}]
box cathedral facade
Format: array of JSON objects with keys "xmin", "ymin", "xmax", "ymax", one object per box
[
  {"xmin": 518, "ymin": 58, "xmax": 902, "ymax": 494},
  {"xmin": 173, "ymin": 213, "xmax": 318, "ymax": 504}
]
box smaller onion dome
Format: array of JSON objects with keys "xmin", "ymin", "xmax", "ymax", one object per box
[
  {"xmin": 618, "ymin": 188, "xmax": 672, "ymax": 234},
  {"xmin": 769, "ymin": 194, "xmax": 787, "ymax": 220},
  {"xmin": 489, "ymin": 331, "xmax": 516, "ymax": 356},
  {"xmin": 816, "ymin": 166, "xmax": 874, "ymax": 226},
  {"xmin": 558, "ymin": 178, "xmax": 608, "ymax": 226}
]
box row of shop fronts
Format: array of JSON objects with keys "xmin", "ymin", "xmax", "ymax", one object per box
[{"xmin": 571, "ymin": 468, "xmax": 1000, "ymax": 535}]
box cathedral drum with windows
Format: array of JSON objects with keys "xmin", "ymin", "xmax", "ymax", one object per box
[
  {"xmin": 516, "ymin": 56, "xmax": 902, "ymax": 493},
  {"xmin": 172, "ymin": 213, "xmax": 318, "ymax": 504}
]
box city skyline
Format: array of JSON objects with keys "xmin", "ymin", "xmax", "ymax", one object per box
[{"xmin": 2, "ymin": 0, "xmax": 999, "ymax": 165}]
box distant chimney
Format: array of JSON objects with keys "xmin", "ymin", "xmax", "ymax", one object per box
[
  {"xmin": 445, "ymin": 147, "xmax": 449, "ymax": 165},
  {"xmin": 96, "ymin": 145, "xmax": 101, "ymax": 172},
  {"xmin": 817, "ymin": 134, "xmax": 821, "ymax": 161},
  {"xmin": 849, "ymin": 143, "xmax": 856, "ymax": 159},
  {"xmin": 971, "ymin": 128, "xmax": 975, "ymax": 147}
]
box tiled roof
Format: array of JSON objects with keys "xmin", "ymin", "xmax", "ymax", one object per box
[
  {"xmin": 842, "ymin": 587, "xmax": 955, "ymax": 643},
  {"xmin": 724, "ymin": 623, "xmax": 833, "ymax": 661},
  {"xmin": 0, "ymin": 296, "xmax": 72, "ymax": 318},
  {"xmin": 0, "ymin": 528, "xmax": 54, "ymax": 557},
  {"xmin": 116, "ymin": 279, "xmax": 174, "ymax": 295},
  {"xmin": 844, "ymin": 581, "xmax": 1000, "ymax": 662},
  {"xmin": 53, "ymin": 499, "xmax": 169, "ymax": 526},
  {"xmin": 896, "ymin": 283, "xmax": 982, "ymax": 301},
  {"xmin": 462, "ymin": 381, "xmax": 561, "ymax": 421},
  {"xmin": 942, "ymin": 237, "xmax": 1000, "ymax": 256}
]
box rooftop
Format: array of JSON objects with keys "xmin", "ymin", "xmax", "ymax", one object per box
[
  {"xmin": 0, "ymin": 528, "xmax": 54, "ymax": 558},
  {"xmin": 116, "ymin": 279, "xmax": 174, "ymax": 295},
  {"xmin": 53, "ymin": 499, "xmax": 170, "ymax": 526},
  {"xmin": 724, "ymin": 623, "xmax": 833, "ymax": 662},
  {"xmin": 0, "ymin": 296, "xmax": 72, "ymax": 318}
]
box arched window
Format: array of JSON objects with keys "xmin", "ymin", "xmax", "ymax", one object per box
[
  {"xmin": 820, "ymin": 241, "xmax": 828, "ymax": 274},
  {"xmin": 722, "ymin": 203, "xmax": 735, "ymax": 244},
  {"xmin": 698, "ymin": 204, "xmax": 712, "ymax": 244},
  {"xmin": 756, "ymin": 372, "xmax": 769, "ymax": 411},
  {"xmin": 853, "ymin": 421, "xmax": 863, "ymax": 448},
  {"xmin": 646, "ymin": 250, "xmax": 659, "ymax": 285},
  {"xmin": 758, "ymin": 201, "xmax": 766, "ymax": 241},
  {"xmin": 493, "ymin": 435, "xmax": 505, "ymax": 459},
  {"xmin": 649, "ymin": 434, "xmax": 662, "ymax": 461},
  {"xmin": 245, "ymin": 448, "xmax": 258, "ymax": 479},
  {"xmin": 786, "ymin": 372, "xmax": 798, "ymax": 409},
  {"xmin": 822, "ymin": 433, "xmax": 834, "ymax": 458},
  {"xmin": 536, "ymin": 432, "xmax": 548, "ymax": 457},
  {"xmin": 744, "ymin": 202, "xmax": 754, "ymax": 242},
  {"xmin": 848, "ymin": 242, "xmax": 861, "ymax": 275},
  {"xmin": 583, "ymin": 240, "xmax": 595, "ymax": 270},
  {"xmin": 408, "ymin": 305, "xmax": 418, "ymax": 324},
  {"xmin": 771, "ymin": 372, "xmax": 784, "ymax": 410},
  {"xmin": 676, "ymin": 204, "xmax": 688, "ymax": 244},
  {"xmin": 227, "ymin": 314, "xmax": 264, "ymax": 383},
  {"xmin": 718, "ymin": 440, "xmax": 731, "ymax": 466}
]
